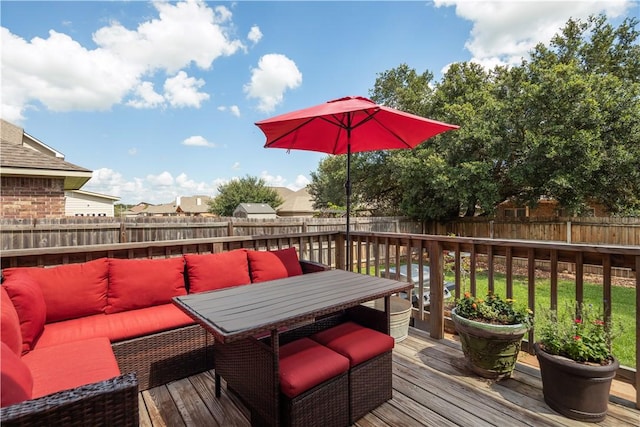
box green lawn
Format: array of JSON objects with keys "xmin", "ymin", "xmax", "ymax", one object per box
[{"xmin": 443, "ymin": 271, "xmax": 636, "ymax": 368}]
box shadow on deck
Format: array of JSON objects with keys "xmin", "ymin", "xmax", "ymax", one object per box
[{"xmin": 139, "ymin": 327, "xmax": 639, "ymax": 426}]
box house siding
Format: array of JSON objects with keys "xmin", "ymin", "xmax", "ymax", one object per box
[
  {"xmin": 64, "ymin": 192, "xmax": 115, "ymax": 217},
  {"xmin": 1, "ymin": 176, "xmax": 65, "ymax": 218}
]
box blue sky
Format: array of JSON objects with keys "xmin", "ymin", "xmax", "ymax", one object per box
[{"xmin": 2, "ymin": 1, "xmax": 637, "ymax": 205}]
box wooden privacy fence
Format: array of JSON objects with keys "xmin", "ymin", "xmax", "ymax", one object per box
[
  {"xmin": 0, "ymin": 216, "xmax": 421, "ymax": 250},
  {"xmin": 427, "ymin": 216, "xmax": 640, "ymax": 246},
  {"xmin": 1, "ymin": 216, "xmax": 638, "ymax": 250}
]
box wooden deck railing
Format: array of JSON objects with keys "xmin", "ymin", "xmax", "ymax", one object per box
[{"xmin": 1, "ymin": 230, "xmax": 638, "ymax": 408}]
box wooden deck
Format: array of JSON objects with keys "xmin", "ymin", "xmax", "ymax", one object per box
[{"xmin": 139, "ymin": 327, "xmax": 639, "ymax": 427}]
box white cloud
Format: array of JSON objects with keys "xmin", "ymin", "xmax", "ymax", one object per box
[
  {"xmin": 217, "ymin": 104, "xmax": 241, "ymax": 117},
  {"xmin": 259, "ymin": 170, "xmax": 289, "ymax": 188},
  {"xmin": 128, "ymin": 148, "xmax": 137, "ymax": 156},
  {"xmin": 84, "ymin": 168, "xmax": 220, "ymax": 204},
  {"xmin": 248, "ymin": 25, "xmax": 263, "ymax": 44},
  {"xmin": 83, "ymin": 167, "xmax": 307, "ymax": 204},
  {"xmin": 127, "ymin": 81, "xmax": 165, "ymax": 109},
  {"xmin": 294, "ymin": 174, "xmax": 310, "ymax": 190},
  {"xmin": 434, "ymin": 0, "xmax": 633, "ymax": 69},
  {"xmin": 182, "ymin": 135, "xmax": 215, "ymax": 147},
  {"xmin": 147, "ymin": 171, "xmax": 174, "ymax": 186},
  {"xmin": 1, "ymin": 1, "xmax": 244, "ymax": 122},
  {"xmin": 244, "ymin": 54, "xmax": 302, "ymax": 112},
  {"xmin": 164, "ymin": 71, "xmax": 210, "ymax": 108},
  {"xmin": 232, "ymin": 162, "xmax": 241, "ymax": 169}
]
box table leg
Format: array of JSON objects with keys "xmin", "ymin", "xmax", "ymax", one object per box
[
  {"xmin": 215, "ymin": 372, "xmax": 221, "ymax": 398},
  {"xmin": 383, "ymin": 295, "xmax": 391, "ymax": 335}
]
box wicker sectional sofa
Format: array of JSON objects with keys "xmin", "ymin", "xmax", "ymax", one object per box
[{"xmin": 0, "ymin": 247, "xmax": 326, "ymax": 426}]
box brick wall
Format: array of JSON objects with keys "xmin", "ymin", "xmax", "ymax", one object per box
[{"xmin": 0, "ymin": 177, "xmax": 65, "ymax": 218}]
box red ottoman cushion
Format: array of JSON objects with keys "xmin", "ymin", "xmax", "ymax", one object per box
[
  {"xmin": 311, "ymin": 322, "xmax": 394, "ymax": 367},
  {"xmin": 247, "ymin": 248, "xmax": 303, "ymax": 283},
  {"xmin": 185, "ymin": 249, "xmax": 251, "ymax": 293},
  {"xmin": 0, "ymin": 342, "xmax": 33, "ymax": 407},
  {"xmin": 279, "ymin": 337, "xmax": 349, "ymax": 399}
]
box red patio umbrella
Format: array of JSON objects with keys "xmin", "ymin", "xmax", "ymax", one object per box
[{"xmin": 255, "ymin": 95, "xmax": 459, "ymax": 268}]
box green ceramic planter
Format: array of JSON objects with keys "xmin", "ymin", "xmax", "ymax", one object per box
[{"xmin": 451, "ymin": 308, "xmax": 529, "ymax": 380}]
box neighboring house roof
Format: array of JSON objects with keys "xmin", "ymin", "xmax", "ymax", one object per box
[
  {"xmin": 0, "ymin": 119, "xmax": 92, "ymax": 190},
  {"xmin": 138, "ymin": 195, "xmax": 213, "ymax": 216},
  {"xmin": 272, "ymin": 186, "xmax": 295, "ymax": 200},
  {"xmin": 69, "ymin": 189, "xmax": 120, "ymax": 202},
  {"xmin": 176, "ymin": 195, "xmax": 211, "ymax": 214},
  {"xmin": 276, "ymin": 187, "xmax": 315, "ymax": 215},
  {"xmin": 234, "ymin": 203, "xmax": 277, "ymax": 215}
]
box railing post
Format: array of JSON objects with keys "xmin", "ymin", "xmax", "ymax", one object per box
[
  {"xmin": 428, "ymin": 240, "xmax": 444, "ymax": 340},
  {"xmin": 335, "ymin": 233, "xmax": 345, "ymax": 271},
  {"xmin": 636, "ymin": 255, "xmax": 640, "ymax": 409}
]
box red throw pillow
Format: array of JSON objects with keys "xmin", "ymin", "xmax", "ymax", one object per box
[
  {"xmin": 0, "ymin": 342, "xmax": 33, "ymax": 407},
  {"xmin": 106, "ymin": 257, "xmax": 186, "ymax": 314},
  {"xmin": 247, "ymin": 248, "xmax": 303, "ymax": 283},
  {"xmin": 1, "ymin": 276, "xmax": 46, "ymax": 354},
  {"xmin": 184, "ymin": 250, "xmax": 251, "ymax": 293},
  {"xmin": 2, "ymin": 258, "xmax": 109, "ymax": 323},
  {"xmin": 0, "ymin": 287, "xmax": 23, "ymax": 356}
]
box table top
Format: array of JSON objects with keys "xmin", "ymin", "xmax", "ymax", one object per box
[{"xmin": 173, "ymin": 269, "xmax": 412, "ymax": 343}]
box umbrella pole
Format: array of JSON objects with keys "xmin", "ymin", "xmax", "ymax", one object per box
[{"xmin": 345, "ymin": 138, "xmax": 351, "ymax": 271}]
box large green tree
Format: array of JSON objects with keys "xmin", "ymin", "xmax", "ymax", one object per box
[
  {"xmin": 309, "ymin": 14, "xmax": 640, "ymax": 220},
  {"xmin": 208, "ymin": 176, "xmax": 284, "ymax": 217},
  {"xmin": 514, "ymin": 15, "xmax": 640, "ymax": 214}
]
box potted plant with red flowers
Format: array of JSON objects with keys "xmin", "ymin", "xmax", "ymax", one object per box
[
  {"xmin": 451, "ymin": 291, "xmax": 533, "ymax": 380},
  {"xmin": 534, "ymin": 301, "xmax": 621, "ymax": 423}
]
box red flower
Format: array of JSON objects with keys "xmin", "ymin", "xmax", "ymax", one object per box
[
  {"xmin": 573, "ymin": 335, "xmax": 581, "ymax": 341},
  {"xmin": 574, "ymin": 319, "xmax": 583, "ymax": 324}
]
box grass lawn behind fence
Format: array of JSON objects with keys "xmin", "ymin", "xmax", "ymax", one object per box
[{"xmin": 443, "ymin": 271, "xmax": 636, "ymax": 369}]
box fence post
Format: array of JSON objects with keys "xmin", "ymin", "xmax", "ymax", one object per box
[
  {"xmin": 567, "ymin": 220, "xmax": 572, "ymax": 243},
  {"xmin": 119, "ymin": 219, "xmax": 127, "ymax": 243},
  {"xmin": 227, "ymin": 221, "xmax": 234, "ymax": 237},
  {"xmin": 489, "ymin": 220, "xmax": 494, "ymax": 238}
]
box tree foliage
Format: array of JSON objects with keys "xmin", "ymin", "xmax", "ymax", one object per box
[
  {"xmin": 208, "ymin": 176, "xmax": 284, "ymax": 217},
  {"xmin": 309, "ymin": 14, "xmax": 640, "ymax": 220}
]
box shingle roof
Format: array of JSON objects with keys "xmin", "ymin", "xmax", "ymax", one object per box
[{"xmin": 0, "ymin": 139, "xmax": 91, "ymax": 173}]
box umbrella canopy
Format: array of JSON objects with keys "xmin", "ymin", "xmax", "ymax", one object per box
[
  {"xmin": 255, "ymin": 95, "xmax": 459, "ymax": 268},
  {"xmin": 256, "ymin": 96, "xmax": 458, "ymax": 154}
]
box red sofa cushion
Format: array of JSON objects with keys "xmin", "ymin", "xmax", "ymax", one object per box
[
  {"xmin": 279, "ymin": 337, "xmax": 349, "ymax": 399},
  {"xmin": 247, "ymin": 248, "xmax": 303, "ymax": 283},
  {"xmin": 0, "ymin": 287, "xmax": 23, "ymax": 355},
  {"xmin": 23, "ymin": 337, "xmax": 120, "ymax": 399},
  {"xmin": 35, "ymin": 304, "xmax": 195, "ymax": 348},
  {"xmin": 185, "ymin": 250, "xmax": 251, "ymax": 293},
  {"xmin": 310, "ymin": 322, "xmax": 394, "ymax": 367},
  {"xmin": 106, "ymin": 257, "xmax": 186, "ymax": 314},
  {"xmin": 2, "ymin": 258, "xmax": 109, "ymax": 323},
  {"xmin": 0, "ymin": 342, "xmax": 33, "ymax": 407},
  {"xmin": 2, "ymin": 276, "xmax": 46, "ymax": 354}
]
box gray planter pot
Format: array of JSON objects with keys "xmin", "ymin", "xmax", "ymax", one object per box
[{"xmin": 534, "ymin": 342, "xmax": 619, "ymax": 422}]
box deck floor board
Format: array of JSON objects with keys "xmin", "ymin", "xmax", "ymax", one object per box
[{"xmin": 139, "ymin": 327, "xmax": 640, "ymax": 426}]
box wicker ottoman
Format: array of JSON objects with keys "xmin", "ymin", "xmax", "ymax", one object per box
[
  {"xmin": 310, "ymin": 321, "xmax": 395, "ymax": 423},
  {"xmin": 279, "ymin": 338, "xmax": 350, "ymax": 427}
]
